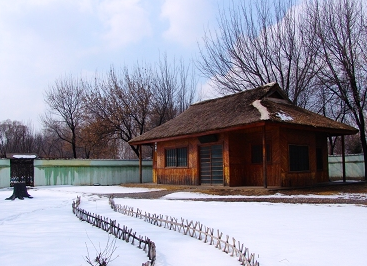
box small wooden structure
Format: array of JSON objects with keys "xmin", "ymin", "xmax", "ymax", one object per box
[
  {"xmin": 5, "ymin": 154, "xmax": 36, "ymax": 200},
  {"xmin": 6, "ymin": 153, "xmax": 37, "ymax": 187},
  {"xmin": 129, "ymin": 83, "xmax": 358, "ymax": 187}
]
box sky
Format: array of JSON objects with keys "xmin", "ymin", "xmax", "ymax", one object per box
[
  {"xmin": 1, "ymin": 185, "xmax": 366, "ymax": 266},
  {"xmin": 0, "ymin": 0, "xmax": 239, "ymax": 131}
]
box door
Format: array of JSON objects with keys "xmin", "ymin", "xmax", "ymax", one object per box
[{"xmin": 200, "ymin": 144, "xmax": 223, "ymax": 185}]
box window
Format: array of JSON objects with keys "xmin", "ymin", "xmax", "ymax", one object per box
[
  {"xmin": 289, "ymin": 145, "xmax": 309, "ymax": 172},
  {"xmin": 165, "ymin": 147, "xmax": 188, "ymax": 167},
  {"xmin": 251, "ymin": 144, "xmax": 271, "ymax": 164},
  {"xmin": 316, "ymin": 148, "xmax": 323, "ymax": 170}
]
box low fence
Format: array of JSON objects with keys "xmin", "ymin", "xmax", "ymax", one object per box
[
  {"xmin": 0, "ymin": 159, "xmax": 153, "ymax": 188},
  {"xmin": 109, "ymin": 197, "xmax": 259, "ymax": 266},
  {"xmin": 72, "ymin": 196, "xmax": 156, "ymax": 266},
  {"xmin": 328, "ymin": 154, "xmax": 365, "ymax": 180}
]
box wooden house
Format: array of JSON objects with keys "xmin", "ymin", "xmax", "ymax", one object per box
[{"xmin": 129, "ymin": 83, "xmax": 358, "ymax": 187}]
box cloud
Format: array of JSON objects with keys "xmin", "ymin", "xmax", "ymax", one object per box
[
  {"xmin": 0, "ymin": 0, "xmax": 155, "ymax": 129},
  {"xmin": 160, "ymin": 0, "xmax": 214, "ymax": 47},
  {"xmin": 98, "ymin": 0, "xmax": 152, "ymax": 48},
  {"xmin": 0, "ymin": 0, "xmax": 218, "ymax": 129},
  {"xmin": 196, "ymin": 78, "xmax": 222, "ymax": 102},
  {"xmin": 0, "ymin": 0, "xmax": 98, "ymax": 128}
]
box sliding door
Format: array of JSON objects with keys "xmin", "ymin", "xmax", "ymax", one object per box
[{"xmin": 199, "ymin": 145, "xmax": 223, "ymax": 185}]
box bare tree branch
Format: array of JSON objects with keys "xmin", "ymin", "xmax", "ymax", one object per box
[{"xmin": 42, "ymin": 75, "xmax": 85, "ymax": 158}]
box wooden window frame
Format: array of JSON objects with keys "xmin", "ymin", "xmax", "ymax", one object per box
[
  {"xmin": 289, "ymin": 144, "xmax": 310, "ymax": 172},
  {"xmin": 165, "ymin": 147, "xmax": 188, "ymax": 168}
]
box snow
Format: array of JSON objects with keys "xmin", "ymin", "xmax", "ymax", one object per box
[
  {"xmin": 1, "ymin": 185, "xmax": 367, "ymax": 266},
  {"xmin": 12, "ymin": 154, "xmax": 37, "ymax": 159},
  {"xmin": 276, "ymin": 111, "xmax": 293, "ymax": 121},
  {"xmin": 252, "ymin": 100, "xmax": 270, "ymax": 120},
  {"xmin": 263, "ymin": 82, "xmax": 277, "ymax": 87}
]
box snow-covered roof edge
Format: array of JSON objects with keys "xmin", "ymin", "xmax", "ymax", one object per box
[
  {"xmin": 5, "ymin": 153, "xmax": 38, "ymax": 159},
  {"xmin": 13, "ymin": 155, "xmax": 37, "ymax": 159}
]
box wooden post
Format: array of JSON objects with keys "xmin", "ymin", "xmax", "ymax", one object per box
[
  {"xmin": 342, "ymin": 135, "xmax": 346, "ymax": 183},
  {"xmin": 262, "ymin": 125, "xmax": 267, "ymax": 188},
  {"xmin": 139, "ymin": 145, "xmax": 143, "ymax": 183}
]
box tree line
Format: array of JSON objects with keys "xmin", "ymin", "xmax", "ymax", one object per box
[
  {"xmin": 199, "ymin": 0, "xmax": 367, "ymax": 163},
  {"xmin": 1, "ymin": 0, "xmax": 366, "ymax": 162},
  {"xmin": 0, "ymin": 56, "xmax": 196, "ymax": 159}
]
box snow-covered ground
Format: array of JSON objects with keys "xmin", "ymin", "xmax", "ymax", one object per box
[{"xmin": 0, "ymin": 185, "xmax": 366, "ymax": 266}]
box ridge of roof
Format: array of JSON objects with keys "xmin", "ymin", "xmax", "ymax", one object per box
[{"xmin": 191, "ymin": 82, "xmax": 281, "ymax": 107}]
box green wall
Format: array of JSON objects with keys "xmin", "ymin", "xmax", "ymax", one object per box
[
  {"xmin": 0, "ymin": 159, "xmax": 10, "ymax": 188},
  {"xmin": 1, "ymin": 155, "xmax": 361, "ymax": 187},
  {"xmin": 328, "ymin": 154, "xmax": 365, "ymax": 180},
  {"xmin": 0, "ymin": 159, "xmax": 152, "ymax": 188}
]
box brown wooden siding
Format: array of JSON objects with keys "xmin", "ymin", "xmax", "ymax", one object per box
[
  {"xmin": 153, "ymin": 124, "xmax": 330, "ymax": 187},
  {"xmin": 154, "ymin": 135, "xmax": 228, "ymax": 185},
  {"xmin": 227, "ymin": 126, "xmax": 281, "ymax": 186},
  {"xmin": 279, "ymin": 128, "xmax": 329, "ymax": 187},
  {"xmin": 223, "ymin": 134, "xmax": 230, "ymax": 186},
  {"xmin": 227, "ymin": 130, "xmax": 246, "ymax": 186},
  {"xmin": 315, "ymin": 134, "xmax": 329, "ymax": 183}
]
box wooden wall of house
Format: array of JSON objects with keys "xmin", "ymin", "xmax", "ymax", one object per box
[
  {"xmin": 279, "ymin": 128, "xmax": 329, "ymax": 187},
  {"xmin": 154, "ymin": 135, "xmax": 229, "ymax": 185},
  {"xmin": 227, "ymin": 130, "xmax": 246, "ymax": 186},
  {"xmin": 228, "ymin": 125, "xmax": 329, "ymax": 187},
  {"xmin": 155, "ymin": 138, "xmax": 198, "ymax": 185},
  {"xmin": 153, "ymin": 125, "xmax": 329, "ymax": 187},
  {"xmin": 228, "ymin": 126, "xmax": 281, "ymax": 187},
  {"xmin": 315, "ymin": 134, "xmax": 329, "ymax": 183}
]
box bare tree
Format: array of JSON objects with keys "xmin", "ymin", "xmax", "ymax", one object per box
[
  {"xmin": 84, "ymin": 57, "xmax": 197, "ymax": 159},
  {"xmin": 42, "ymin": 75, "xmax": 85, "ymax": 158},
  {"xmin": 85, "ymin": 65, "xmax": 153, "ymax": 158},
  {"xmin": 37, "ymin": 129, "xmax": 66, "ymax": 158},
  {"xmin": 305, "ymin": 0, "xmax": 367, "ymax": 177},
  {"xmin": 198, "ymin": 0, "xmax": 320, "ymax": 108},
  {"xmin": 150, "ymin": 55, "xmax": 196, "ymax": 127},
  {"xmin": 174, "ymin": 58, "xmax": 197, "ymax": 114},
  {"xmin": 78, "ymin": 118, "xmax": 121, "ymax": 159},
  {"xmin": 0, "ymin": 120, "xmax": 37, "ymax": 156},
  {"xmin": 313, "ymin": 85, "xmax": 351, "ymax": 154}
]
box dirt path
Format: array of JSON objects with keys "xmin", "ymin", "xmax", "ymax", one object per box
[
  {"xmin": 104, "ymin": 185, "xmax": 367, "ymax": 205},
  {"xmin": 110, "ymin": 190, "xmax": 176, "ymax": 199},
  {"xmin": 183, "ymin": 197, "xmax": 367, "ymax": 205}
]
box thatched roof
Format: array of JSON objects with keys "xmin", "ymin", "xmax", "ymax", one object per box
[{"xmin": 130, "ymin": 83, "xmax": 358, "ymax": 144}]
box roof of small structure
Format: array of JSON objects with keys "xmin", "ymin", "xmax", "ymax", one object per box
[
  {"xmin": 130, "ymin": 83, "xmax": 358, "ymax": 144},
  {"xmin": 6, "ymin": 153, "xmax": 37, "ymax": 159}
]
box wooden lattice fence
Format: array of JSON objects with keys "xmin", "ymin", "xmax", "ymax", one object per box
[
  {"xmin": 109, "ymin": 197, "xmax": 259, "ymax": 266},
  {"xmin": 72, "ymin": 196, "xmax": 156, "ymax": 266}
]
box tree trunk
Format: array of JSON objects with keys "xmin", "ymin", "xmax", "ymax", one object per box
[
  {"xmin": 130, "ymin": 145, "xmax": 139, "ymax": 159},
  {"xmin": 71, "ymin": 128, "xmax": 77, "ymax": 158},
  {"xmin": 5, "ymin": 183, "xmax": 33, "ymax": 200}
]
